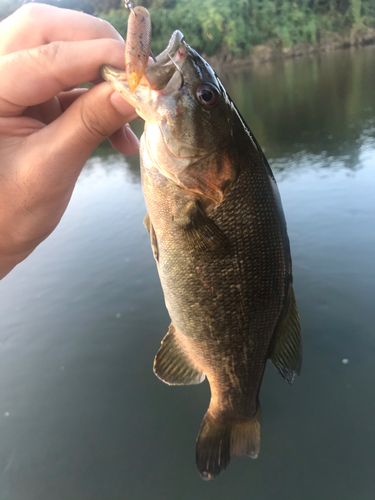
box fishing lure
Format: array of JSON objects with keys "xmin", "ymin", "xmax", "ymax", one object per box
[{"xmin": 125, "ymin": 4, "xmax": 152, "ymax": 93}]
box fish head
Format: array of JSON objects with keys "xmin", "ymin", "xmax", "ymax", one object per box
[{"xmin": 102, "ymin": 31, "xmax": 242, "ymax": 203}]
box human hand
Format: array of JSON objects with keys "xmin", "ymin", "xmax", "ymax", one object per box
[{"xmin": 0, "ymin": 4, "xmax": 138, "ymax": 279}]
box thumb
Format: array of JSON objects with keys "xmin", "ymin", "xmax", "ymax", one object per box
[{"xmin": 46, "ymin": 82, "xmax": 138, "ymax": 166}]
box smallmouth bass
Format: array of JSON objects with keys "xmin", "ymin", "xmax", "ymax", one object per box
[{"xmin": 102, "ymin": 31, "xmax": 302, "ymax": 480}]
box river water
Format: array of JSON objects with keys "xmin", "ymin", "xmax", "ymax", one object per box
[{"xmin": 1, "ymin": 45, "xmax": 375, "ymax": 499}]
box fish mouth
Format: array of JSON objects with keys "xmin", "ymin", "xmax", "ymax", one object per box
[
  {"xmin": 101, "ymin": 30, "xmax": 187, "ymax": 122},
  {"xmin": 144, "ymin": 30, "xmax": 185, "ymax": 90},
  {"xmin": 102, "ymin": 31, "xmax": 212, "ymax": 171}
]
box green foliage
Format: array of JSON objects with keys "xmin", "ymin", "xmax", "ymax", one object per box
[
  {"xmin": 101, "ymin": 7, "xmax": 129, "ymax": 37},
  {"xmin": 126, "ymin": 0, "xmax": 375, "ymax": 55},
  {"xmin": 351, "ymin": 0, "xmax": 362, "ymax": 24},
  {"xmin": 1, "ymin": 0, "xmax": 375, "ymax": 54}
]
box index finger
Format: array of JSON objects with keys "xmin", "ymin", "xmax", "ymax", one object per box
[
  {"xmin": 0, "ymin": 39, "xmax": 128, "ymax": 117},
  {"xmin": 0, "ymin": 3, "xmax": 123, "ymax": 56}
]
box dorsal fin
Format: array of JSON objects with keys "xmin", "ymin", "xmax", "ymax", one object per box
[
  {"xmin": 269, "ymin": 285, "xmax": 302, "ymax": 384},
  {"xmin": 154, "ymin": 324, "xmax": 205, "ymax": 385}
]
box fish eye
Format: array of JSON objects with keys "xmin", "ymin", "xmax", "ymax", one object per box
[{"xmin": 196, "ymin": 83, "xmax": 220, "ymax": 108}]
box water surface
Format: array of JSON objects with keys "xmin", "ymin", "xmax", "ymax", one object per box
[{"xmin": 1, "ymin": 46, "xmax": 375, "ymax": 499}]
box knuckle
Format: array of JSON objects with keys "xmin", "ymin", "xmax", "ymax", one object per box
[
  {"xmin": 79, "ymin": 103, "xmax": 110, "ymax": 142},
  {"xmin": 28, "ymin": 41, "xmax": 61, "ymax": 68},
  {"xmin": 98, "ymin": 19, "xmax": 121, "ymax": 40},
  {"xmin": 16, "ymin": 3, "xmax": 46, "ymax": 24},
  {"xmin": 100, "ymin": 19, "xmax": 113, "ymax": 33}
]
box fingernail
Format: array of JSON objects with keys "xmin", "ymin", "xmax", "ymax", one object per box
[
  {"xmin": 123, "ymin": 123, "xmax": 140, "ymax": 151},
  {"xmin": 110, "ymin": 91, "xmax": 137, "ymax": 118}
]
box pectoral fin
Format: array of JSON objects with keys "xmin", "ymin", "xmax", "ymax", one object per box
[
  {"xmin": 174, "ymin": 202, "xmax": 229, "ymax": 254},
  {"xmin": 269, "ymin": 285, "xmax": 302, "ymax": 384},
  {"xmin": 144, "ymin": 213, "xmax": 159, "ymax": 261},
  {"xmin": 143, "ymin": 213, "xmax": 151, "ymax": 233},
  {"xmin": 154, "ymin": 324, "xmax": 205, "ymax": 385}
]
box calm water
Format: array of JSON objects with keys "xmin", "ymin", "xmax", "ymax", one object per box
[{"xmin": 1, "ymin": 46, "xmax": 375, "ymax": 499}]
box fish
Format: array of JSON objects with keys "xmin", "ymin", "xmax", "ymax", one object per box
[{"xmin": 101, "ymin": 30, "xmax": 302, "ymax": 480}]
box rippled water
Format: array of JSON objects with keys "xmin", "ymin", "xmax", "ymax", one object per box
[{"xmin": 1, "ymin": 46, "xmax": 375, "ymax": 499}]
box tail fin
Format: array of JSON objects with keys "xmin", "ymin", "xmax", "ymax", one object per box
[{"xmin": 195, "ymin": 407, "xmax": 261, "ymax": 480}]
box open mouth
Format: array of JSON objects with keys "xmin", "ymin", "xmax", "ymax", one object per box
[
  {"xmin": 144, "ymin": 30, "xmax": 186, "ymax": 91},
  {"xmin": 101, "ymin": 30, "xmax": 186, "ymax": 99}
]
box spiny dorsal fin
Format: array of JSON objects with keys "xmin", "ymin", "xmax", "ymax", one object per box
[
  {"xmin": 174, "ymin": 202, "xmax": 229, "ymax": 254},
  {"xmin": 154, "ymin": 324, "xmax": 205, "ymax": 385},
  {"xmin": 269, "ymin": 285, "xmax": 302, "ymax": 384}
]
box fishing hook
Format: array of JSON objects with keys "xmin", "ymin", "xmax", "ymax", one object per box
[
  {"xmin": 124, "ymin": 1, "xmax": 156, "ymax": 61},
  {"xmin": 167, "ymin": 53, "xmax": 184, "ymax": 89},
  {"xmin": 124, "ymin": 0, "xmax": 136, "ymax": 16}
]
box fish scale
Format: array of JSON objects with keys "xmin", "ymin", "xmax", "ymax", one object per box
[{"xmin": 142, "ymin": 135, "xmax": 288, "ymax": 426}]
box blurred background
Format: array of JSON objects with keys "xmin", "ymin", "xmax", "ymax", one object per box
[
  {"xmin": 1, "ymin": 1, "xmax": 375, "ymax": 499},
  {"xmin": 1, "ymin": 0, "xmax": 375, "ymax": 60}
]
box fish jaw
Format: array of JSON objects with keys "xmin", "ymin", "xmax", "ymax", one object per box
[
  {"xmin": 101, "ymin": 65, "xmax": 157, "ymax": 122},
  {"xmin": 101, "ymin": 35, "xmax": 189, "ymax": 124},
  {"xmin": 101, "ymin": 67, "xmax": 184, "ymax": 128}
]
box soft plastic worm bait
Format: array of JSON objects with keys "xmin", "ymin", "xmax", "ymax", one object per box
[{"xmin": 125, "ymin": 5, "xmax": 152, "ymax": 93}]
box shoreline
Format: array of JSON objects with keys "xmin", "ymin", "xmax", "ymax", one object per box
[{"xmin": 205, "ymin": 28, "xmax": 375, "ymax": 70}]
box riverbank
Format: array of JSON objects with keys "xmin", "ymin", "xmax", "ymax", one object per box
[{"xmin": 206, "ymin": 27, "xmax": 375, "ymax": 69}]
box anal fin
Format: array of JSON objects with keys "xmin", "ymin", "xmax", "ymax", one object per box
[
  {"xmin": 269, "ymin": 284, "xmax": 302, "ymax": 384},
  {"xmin": 154, "ymin": 324, "xmax": 205, "ymax": 385}
]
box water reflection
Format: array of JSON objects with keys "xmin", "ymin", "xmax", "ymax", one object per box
[
  {"xmin": 222, "ymin": 46, "xmax": 375, "ymax": 161},
  {"xmin": 82, "ymin": 152, "xmax": 140, "ymax": 184},
  {"xmin": 89, "ymin": 118, "xmax": 145, "ymax": 180}
]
